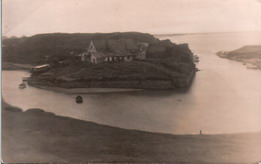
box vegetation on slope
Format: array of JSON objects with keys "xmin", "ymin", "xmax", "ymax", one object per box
[
  {"xmin": 2, "ymin": 101, "xmax": 261, "ymax": 163},
  {"xmin": 217, "ymin": 45, "xmax": 261, "ymax": 69},
  {"xmin": 3, "ymin": 32, "xmax": 196, "ymax": 88}
]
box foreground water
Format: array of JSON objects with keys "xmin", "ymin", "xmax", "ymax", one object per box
[{"xmin": 2, "ymin": 32, "xmax": 261, "ymax": 134}]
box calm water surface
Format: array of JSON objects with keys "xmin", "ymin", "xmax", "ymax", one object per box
[{"xmin": 2, "ymin": 32, "xmax": 261, "ymax": 134}]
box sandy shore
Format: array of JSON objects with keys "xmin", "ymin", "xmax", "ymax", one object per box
[{"xmin": 2, "ymin": 101, "xmax": 261, "ymax": 163}]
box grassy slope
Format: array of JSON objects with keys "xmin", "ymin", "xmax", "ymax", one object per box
[
  {"xmin": 217, "ymin": 45, "xmax": 261, "ymax": 69},
  {"xmin": 2, "ymin": 102, "xmax": 261, "ymax": 163},
  {"xmin": 28, "ymin": 59, "xmax": 195, "ymax": 89},
  {"xmin": 52, "ymin": 60, "xmax": 189, "ymax": 81}
]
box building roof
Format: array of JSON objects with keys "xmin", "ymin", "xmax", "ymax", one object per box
[
  {"xmin": 90, "ymin": 39, "xmax": 138, "ymax": 58},
  {"xmin": 90, "ymin": 39, "xmax": 138, "ymax": 51},
  {"xmin": 119, "ymin": 39, "xmax": 138, "ymax": 50},
  {"xmin": 92, "ymin": 52, "xmax": 107, "ymax": 58},
  {"xmin": 92, "ymin": 40, "xmax": 107, "ymax": 50},
  {"xmin": 107, "ymin": 39, "xmax": 125, "ymax": 52}
]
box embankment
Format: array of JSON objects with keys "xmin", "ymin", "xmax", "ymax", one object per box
[
  {"xmin": 2, "ymin": 101, "xmax": 261, "ymax": 163},
  {"xmin": 27, "ymin": 69, "xmax": 195, "ymax": 90}
]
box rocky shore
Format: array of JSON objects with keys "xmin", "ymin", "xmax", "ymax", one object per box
[{"xmin": 2, "ymin": 101, "xmax": 261, "ymax": 163}]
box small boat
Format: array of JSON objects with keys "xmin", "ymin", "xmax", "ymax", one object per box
[
  {"xmin": 76, "ymin": 95, "xmax": 83, "ymax": 103},
  {"xmin": 19, "ymin": 83, "xmax": 26, "ymax": 89}
]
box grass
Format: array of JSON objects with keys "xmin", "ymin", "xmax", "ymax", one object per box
[
  {"xmin": 217, "ymin": 45, "xmax": 261, "ymax": 69},
  {"xmin": 2, "ymin": 101, "xmax": 261, "ymax": 163},
  {"xmin": 48, "ymin": 59, "xmax": 193, "ymax": 83}
]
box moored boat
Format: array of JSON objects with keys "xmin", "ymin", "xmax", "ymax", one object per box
[
  {"xmin": 76, "ymin": 95, "xmax": 83, "ymax": 103},
  {"xmin": 19, "ymin": 83, "xmax": 26, "ymax": 89}
]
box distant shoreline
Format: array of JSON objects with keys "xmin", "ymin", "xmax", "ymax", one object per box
[
  {"xmin": 154, "ymin": 31, "xmax": 261, "ymax": 37},
  {"xmin": 216, "ymin": 45, "xmax": 261, "ymax": 70}
]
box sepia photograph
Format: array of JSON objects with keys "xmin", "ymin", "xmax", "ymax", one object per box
[{"xmin": 1, "ymin": 0, "xmax": 261, "ymax": 163}]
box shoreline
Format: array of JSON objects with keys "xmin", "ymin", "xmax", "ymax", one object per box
[
  {"xmin": 216, "ymin": 46, "xmax": 261, "ymax": 70},
  {"xmin": 27, "ymin": 69, "xmax": 196, "ymax": 91},
  {"xmin": 217, "ymin": 53, "xmax": 261, "ymax": 70},
  {"xmin": 3, "ymin": 60, "xmax": 196, "ymax": 91},
  {"xmin": 3, "ymin": 68, "xmax": 195, "ymax": 93},
  {"xmin": 32, "ymin": 85, "xmax": 143, "ymax": 94},
  {"xmin": 2, "ymin": 101, "xmax": 261, "ymax": 163},
  {"xmin": 2, "ymin": 62, "xmax": 33, "ymax": 71}
]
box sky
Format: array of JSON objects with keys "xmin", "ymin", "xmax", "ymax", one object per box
[{"xmin": 2, "ymin": 0, "xmax": 261, "ymax": 37}]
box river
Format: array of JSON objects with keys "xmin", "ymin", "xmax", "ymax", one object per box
[{"xmin": 2, "ymin": 32, "xmax": 261, "ymax": 134}]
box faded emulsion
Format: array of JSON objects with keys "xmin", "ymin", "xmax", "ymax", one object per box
[
  {"xmin": 2, "ymin": 0, "xmax": 261, "ymax": 163},
  {"xmin": 2, "ymin": 32, "xmax": 261, "ymax": 163}
]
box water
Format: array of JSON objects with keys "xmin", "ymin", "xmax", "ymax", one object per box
[{"xmin": 2, "ymin": 32, "xmax": 261, "ymax": 134}]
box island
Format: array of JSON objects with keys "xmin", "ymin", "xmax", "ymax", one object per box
[
  {"xmin": 2, "ymin": 32, "xmax": 196, "ymax": 90},
  {"xmin": 216, "ymin": 45, "xmax": 261, "ymax": 70}
]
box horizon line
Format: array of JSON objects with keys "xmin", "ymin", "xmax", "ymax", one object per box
[{"xmin": 3, "ymin": 30, "xmax": 261, "ymax": 38}]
